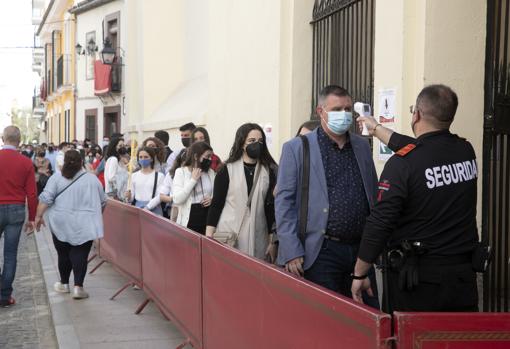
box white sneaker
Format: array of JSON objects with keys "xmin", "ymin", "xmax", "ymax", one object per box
[
  {"xmin": 54, "ymin": 282, "xmax": 70, "ymax": 293},
  {"xmin": 72, "ymin": 286, "xmax": 89, "ymax": 299}
]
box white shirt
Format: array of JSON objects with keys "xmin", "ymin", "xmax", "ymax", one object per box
[
  {"xmin": 147, "ymin": 172, "xmax": 173, "ymax": 210},
  {"xmin": 129, "ymin": 170, "xmax": 164, "ymax": 202},
  {"xmin": 55, "ymin": 151, "xmax": 65, "ymax": 175},
  {"xmin": 104, "ymin": 157, "xmax": 119, "ymax": 194}
]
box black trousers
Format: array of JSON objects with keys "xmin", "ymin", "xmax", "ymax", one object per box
[
  {"xmin": 187, "ymin": 204, "xmax": 209, "ymax": 235},
  {"xmin": 386, "ymin": 262, "xmax": 478, "ymax": 312},
  {"xmin": 52, "ymin": 234, "xmax": 93, "ymax": 287}
]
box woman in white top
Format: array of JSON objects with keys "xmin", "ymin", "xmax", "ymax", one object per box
[
  {"xmin": 146, "ymin": 171, "xmax": 173, "ymax": 216},
  {"xmin": 125, "ymin": 147, "xmax": 164, "ymax": 216},
  {"xmin": 104, "ymin": 138, "xmax": 127, "ymax": 198},
  {"xmin": 173, "ymin": 141, "xmax": 215, "ymax": 234}
]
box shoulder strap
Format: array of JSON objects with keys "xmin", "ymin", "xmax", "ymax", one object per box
[
  {"xmin": 299, "ymin": 135, "xmax": 310, "ymax": 242},
  {"xmin": 247, "ymin": 163, "xmax": 262, "ymax": 208},
  {"xmin": 54, "ymin": 172, "xmax": 87, "ymax": 201},
  {"xmin": 152, "ymin": 171, "xmax": 159, "ymax": 198}
]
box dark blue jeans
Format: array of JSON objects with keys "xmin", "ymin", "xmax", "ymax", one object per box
[
  {"xmin": 0, "ymin": 204, "xmax": 26, "ymax": 300},
  {"xmin": 305, "ymin": 239, "xmax": 380, "ymax": 309}
]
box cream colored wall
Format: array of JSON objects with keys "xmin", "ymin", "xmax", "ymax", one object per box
[
  {"xmin": 373, "ymin": 0, "xmax": 486, "ymax": 229},
  {"xmin": 207, "ymin": 0, "xmax": 314, "ymax": 160}
]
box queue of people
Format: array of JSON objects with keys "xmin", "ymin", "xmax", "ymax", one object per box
[{"xmin": 0, "ymin": 83, "xmax": 482, "ymax": 315}]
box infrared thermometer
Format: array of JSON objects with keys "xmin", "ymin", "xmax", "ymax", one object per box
[{"xmin": 354, "ymin": 102, "xmax": 372, "ymax": 136}]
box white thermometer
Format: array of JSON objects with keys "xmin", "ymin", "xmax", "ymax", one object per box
[{"xmin": 354, "ymin": 102, "xmax": 372, "ymax": 136}]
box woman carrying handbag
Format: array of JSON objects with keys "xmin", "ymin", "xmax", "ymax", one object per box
[{"xmin": 206, "ymin": 123, "xmax": 278, "ymax": 262}]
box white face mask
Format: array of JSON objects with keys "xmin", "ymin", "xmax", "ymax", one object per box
[{"xmin": 325, "ymin": 110, "xmax": 353, "ymax": 135}]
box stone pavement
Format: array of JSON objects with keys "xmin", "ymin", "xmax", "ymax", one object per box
[
  {"xmin": 0, "ymin": 231, "xmax": 58, "ymax": 349},
  {"xmin": 35, "ymin": 226, "xmax": 188, "ymax": 348}
]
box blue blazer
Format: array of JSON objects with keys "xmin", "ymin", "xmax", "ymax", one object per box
[{"xmin": 275, "ymin": 129, "xmax": 378, "ymax": 270}]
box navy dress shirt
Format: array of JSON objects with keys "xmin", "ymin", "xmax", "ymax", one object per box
[{"xmin": 317, "ymin": 127, "xmax": 369, "ymax": 242}]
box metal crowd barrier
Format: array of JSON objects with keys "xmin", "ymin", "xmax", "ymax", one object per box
[{"xmin": 91, "ymin": 200, "xmax": 510, "ymax": 349}]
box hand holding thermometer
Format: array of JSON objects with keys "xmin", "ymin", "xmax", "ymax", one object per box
[{"xmin": 354, "ymin": 102, "xmax": 371, "ymax": 136}]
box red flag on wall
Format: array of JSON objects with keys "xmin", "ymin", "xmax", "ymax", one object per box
[{"xmin": 94, "ymin": 60, "xmax": 112, "ymax": 95}]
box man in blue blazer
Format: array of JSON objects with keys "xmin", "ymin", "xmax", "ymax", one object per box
[{"xmin": 276, "ymin": 85, "xmax": 379, "ymax": 307}]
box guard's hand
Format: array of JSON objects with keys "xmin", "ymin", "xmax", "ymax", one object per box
[
  {"xmin": 285, "ymin": 257, "xmax": 304, "ymax": 277},
  {"xmin": 357, "ymin": 116, "xmax": 378, "ymax": 135},
  {"xmin": 191, "ymin": 168, "xmax": 202, "ymax": 181},
  {"xmin": 351, "ymin": 277, "xmax": 374, "ymax": 304},
  {"xmin": 25, "ymin": 221, "xmax": 36, "ymax": 235}
]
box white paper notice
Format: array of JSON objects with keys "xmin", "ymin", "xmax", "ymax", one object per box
[
  {"xmin": 378, "ymin": 142, "xmax": 394, "ymax": 161},
  {"xmin": 378, "ymin": 88, "xmax": 396, "ymax": 124},
  {"xmin": 264, "ymin": 124, "xmax": 273, "ymax": 148}
]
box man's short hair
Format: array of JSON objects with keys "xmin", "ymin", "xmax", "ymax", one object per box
[
  {"xmin": 318, "ymin": 85, "xmax": 351, "ymax": 106},
  {"xmin": 58, "ymin": 142, "xmax": 68, "ymax": 150},
  {"xmin": 154, "ymin": 130, "xmax": 169, "ymax": 145},
  {"xmin": 416, "ymin": 84, "xmax": 458, "ymax": 128},
  {"xmin": 179, "ymin": 123, "xmax": 196, "ymax": 132},
  {"xmin": 2, "ymin": 126, "xmax": 21, "ymax": 144}
]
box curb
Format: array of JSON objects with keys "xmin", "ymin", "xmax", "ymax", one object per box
[{"xmin": 34, "ymin": 228, "xmax": 81, "ymax": 349}]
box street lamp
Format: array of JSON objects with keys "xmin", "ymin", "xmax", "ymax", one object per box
[{"xmin": 101, "ymin": 38, "xmax": 116, "ymax": 65}]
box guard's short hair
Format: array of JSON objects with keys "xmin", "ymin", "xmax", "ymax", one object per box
[
  {"xmin": 416, "ymin": 84, "xmax": 458, "ymax": 128},
  {"xmin": 179, "ymin": 123, "xmax": 196, "ymax": 132},
  {"xmin": 318, "ymin": 85, "xmax": 351, "ymax": 106}
]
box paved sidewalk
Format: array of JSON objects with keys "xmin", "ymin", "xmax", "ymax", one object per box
[
  {"xmin": 35, "ymin": 227, "xmax": 187, "ymax": 348},
  {"xmin": 0, "ymin": 231, "xmax": 58, "ymax": 349}
]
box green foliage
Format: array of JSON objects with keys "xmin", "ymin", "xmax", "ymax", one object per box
[{"xmin": 10, "ymin": 107, "xmax": 40, "ymax": 144}]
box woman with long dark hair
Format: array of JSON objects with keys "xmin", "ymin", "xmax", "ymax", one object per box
[
  {"xmin": 206, "ymin": 123, "xmax": 278, "ymax": 261},
  {"xmin": 35, "ymin": 150, "xmax": 106, "ymax": 299},
  {"xmin": 104, "ymin": 137, "xmax": 126, "ymax": 198},
  {"xmin": 173, "ymin": 141, "xmax": 216, "ymax": 234},
  {"xmin": 191, "ymin": 127, "xmax": 222, "ymax": 172}
]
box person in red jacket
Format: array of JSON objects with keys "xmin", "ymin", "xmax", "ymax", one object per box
[{"xmin": 0, "ymin": 126, "xmax": 37, "ymax": 307}]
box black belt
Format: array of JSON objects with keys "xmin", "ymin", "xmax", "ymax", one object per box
[
  {"xmin": 419, "ymin": 253, "xmax": 471, "ymax": 266},
  {"xmin": 323, "ymin": 234, "xmax": 360, "ymax": 245}
]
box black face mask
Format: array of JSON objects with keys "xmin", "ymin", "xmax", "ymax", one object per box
[
  {"xmin": 246, "ymin": 142, "xmax": 262, "ymax": 160},
  {"xmin": 200, "ymin": 158, "xmax": 212, "ymax": 172},
  {"xmin": 118, "ymin": 147, "xmax": 127, "ymax": 155},
  {"xmin": 181, "ymin": 137, "xmax": 191, "ymax": 148}
]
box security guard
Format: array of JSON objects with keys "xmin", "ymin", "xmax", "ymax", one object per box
[{"xmin": 351, "ymin": 84, "xmax": 479, "ymax": 312}]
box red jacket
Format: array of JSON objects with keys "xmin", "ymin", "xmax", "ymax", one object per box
[{"xmin": 0, "ymin": 148, "xmax": 38, "ymax": 220}]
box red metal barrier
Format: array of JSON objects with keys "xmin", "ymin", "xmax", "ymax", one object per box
[
  {"xmin": 201, "ymin": 237, "xmax": 392, "ymax": 349},
  {"xmin": 100, "ymin": 200, "xmax": 143, "ymax": 287},
  {"xmin": 139, "ymin": 210, "xmax": 203, "ymax": 349},
  {"xmin": 394, "ymin": 312, "xmax": 510, "ymax": 349}
]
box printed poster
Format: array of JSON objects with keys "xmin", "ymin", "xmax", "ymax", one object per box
[{"xmin": 378, "ymin": 88, "xmax": 396, "ymax": 124}]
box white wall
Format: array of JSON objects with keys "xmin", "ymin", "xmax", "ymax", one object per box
[
  {"xmin": 75, "ymin": 0, "xmax": 124, "ymax": 141},
  {"xmin": 124, "ymin": 0, "xmax": 314, "ymax": 161},
  {"xmin": 373, "ymin": 0, "xmax": 486, "ymax": 228}
]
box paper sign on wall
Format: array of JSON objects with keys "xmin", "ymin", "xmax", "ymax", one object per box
[
  {"xmin": 378, "ymin": 88, "xmax": 396, "ymax": 124},
  {"xmin": 378, "ymin": 142, "xmax": 394, "ymax": 161}
]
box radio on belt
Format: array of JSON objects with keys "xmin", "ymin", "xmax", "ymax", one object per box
[{"xmin": 354, "ymin": 102, "xmax": 371, "ymax": 136}]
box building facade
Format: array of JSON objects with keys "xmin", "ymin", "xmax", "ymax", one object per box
[
  {"xmin": 36, "ymin": 0, "xmax": 77, "ymax": 144},
  {"xmin": 70, "ymin": 0, "xmax": 125, "ymax": 143}
]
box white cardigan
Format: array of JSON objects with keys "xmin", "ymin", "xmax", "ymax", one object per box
[{"xmin": 173, "ymin": 167, "xmax": 216, "ymax": 227}]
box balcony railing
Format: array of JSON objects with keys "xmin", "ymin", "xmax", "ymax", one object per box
[{"xmin": 57, "ymin": 55, "xmax": 63, "ymax": 88}]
